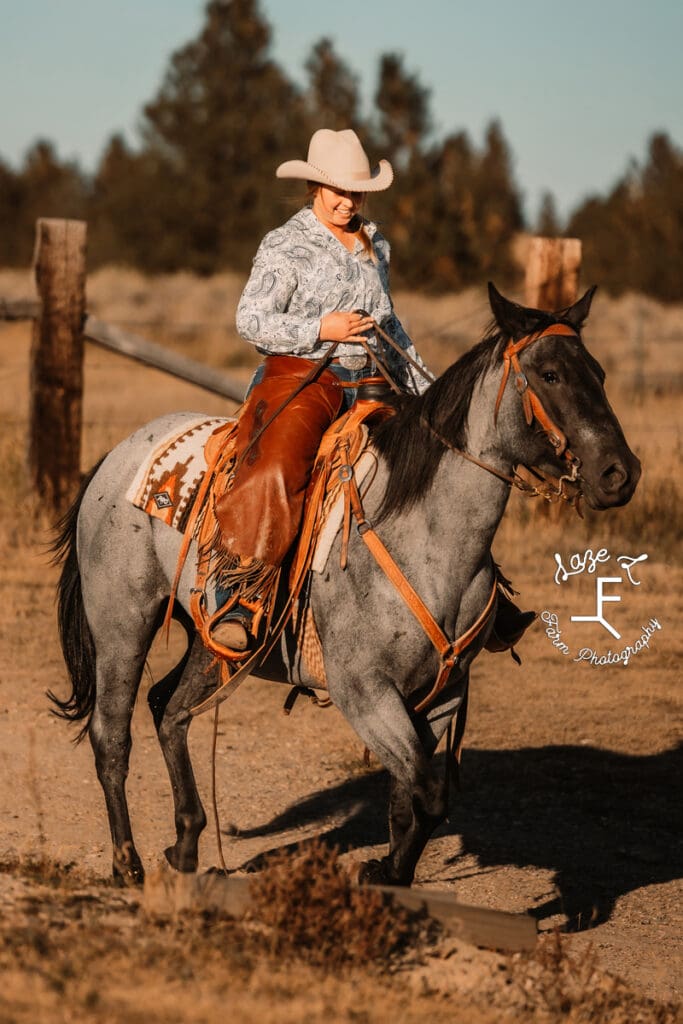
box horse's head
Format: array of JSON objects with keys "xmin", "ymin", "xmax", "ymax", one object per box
[{"xmin": 488, "ymin": 283, "xmax": 641, "ymax": 510}]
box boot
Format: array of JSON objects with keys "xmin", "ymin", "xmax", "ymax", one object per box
[
  {"xmin": 211, "ymin": 605, "xmax": 253, "ymax": 652},
  {"xmin": 486, "ymin": 592, "xmax": 537, "ymax": 654}
]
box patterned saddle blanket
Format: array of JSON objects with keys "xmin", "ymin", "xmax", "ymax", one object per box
[
  {"xmin": 126, "ymin": 405, "xmax": 388, "ymax": 577},
  {"xmin": 126, "ymin": 415, "xmax": 229, "ymax": 531}
]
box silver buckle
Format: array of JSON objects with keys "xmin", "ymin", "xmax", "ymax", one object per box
[{"xmin": 338, "ymin": 353, "xmax": 371, "ymax": 370}]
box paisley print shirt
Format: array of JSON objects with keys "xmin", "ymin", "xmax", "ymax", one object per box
[{"xmin": 235, "ymin": 207, "xmax": 431, "ymax": 394}]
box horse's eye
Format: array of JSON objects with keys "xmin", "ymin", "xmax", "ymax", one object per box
[{"xmin": 542, "ymin": 371, "xmax": 559, "ymax": 384}]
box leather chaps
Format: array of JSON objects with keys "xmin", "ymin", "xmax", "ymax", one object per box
[{"xmin": 215, "ymin": 355, "xmax": 344, "ymax": 574}]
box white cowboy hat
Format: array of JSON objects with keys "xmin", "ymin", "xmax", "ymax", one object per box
[{"xmin": 276, "ymin": 128, "xmax": 393, "ymax": 192}]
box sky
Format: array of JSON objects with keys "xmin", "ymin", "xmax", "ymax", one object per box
[{"xmin": 2, "ymin": 0, "xmax": 681, "ymax": 222}]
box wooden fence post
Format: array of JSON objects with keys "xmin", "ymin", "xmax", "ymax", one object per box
[
  {"xmin": 28, "ymin": 218, "xmax": 87, "ymax": 516},
  {"xmin": 525, "ymin": 236, "xmax": 582, "ymax": 310}
]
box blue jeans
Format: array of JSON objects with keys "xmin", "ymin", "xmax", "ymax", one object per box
[{"xmin": 247, "ymin": 359, "xmax": 377, "ymax": 411}]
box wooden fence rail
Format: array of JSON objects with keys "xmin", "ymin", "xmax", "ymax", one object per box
[
  {"xmin": 83, "ymin": 316, "xmax": 244, "ymax": 403},
  {"xmin": 0, "ymin": 217, "xmax": 582, "ymax": 515},
  {"xmin": 0, "ymin": 297, "xmax": 41, "ymax": 320}
]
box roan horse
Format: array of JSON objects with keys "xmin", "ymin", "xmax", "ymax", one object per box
[{"xmin": 51, "ymin": 284, "xmax": 640, "ymax": 887}]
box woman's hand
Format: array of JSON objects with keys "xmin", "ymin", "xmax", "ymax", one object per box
[{"xmin": 319, "ymin": 311, "xmax": 374, "ymax": 343}]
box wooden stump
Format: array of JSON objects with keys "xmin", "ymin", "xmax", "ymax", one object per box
[
  {"xmin": 525, "ymin": 236, "xmax": 581, "ymax": 311},
  {"xmin": 28, "ymin": 219, "xmax": 87, "ymax": 516},
  {"xmin": 525, "ymin": 237, "xmax": 582, "ymax": 522}
]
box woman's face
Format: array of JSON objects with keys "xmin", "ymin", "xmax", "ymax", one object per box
[{"xmin": 312, "ymin": 185, "xmax": 364, "ymax": 231}]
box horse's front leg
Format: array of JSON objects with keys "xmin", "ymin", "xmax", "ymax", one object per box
[
  {"xmin": 329, "ymin": 674, "xmax": 449, "ymax": 887},
  {"xmin": 384, "ymin": 676, "xmax": 469, "ymax": 877},
  {"xmin": 376, "ymin": 763, "xmax": 447, "ymax": 886},
  {"xmin": 151, "ymin": 635, "xmax": 219, "ymax": 873}
]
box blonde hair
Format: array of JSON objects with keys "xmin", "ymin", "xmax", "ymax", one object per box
[{"xmin": 306, "ymin": 182, "xmax": 377, "ymax": 263}]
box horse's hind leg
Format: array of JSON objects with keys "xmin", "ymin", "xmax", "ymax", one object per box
[
  {"xmin": 150, "ymin": 635, "xmax": 219, "ymax": 872},
  {"xmin": 89, "ymin": 642, "xmax": 151, "ymax": 885}
]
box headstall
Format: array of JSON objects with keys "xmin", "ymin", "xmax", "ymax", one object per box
[{"xmin": 423, "ymin": 323, "xmax": 584, "ymax": 514}]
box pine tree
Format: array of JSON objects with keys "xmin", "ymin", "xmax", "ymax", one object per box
[
  {"xmin": 21, "ymin": 141, "xmax": 87, "ymax": 222},
  {"xmin": 138, "ymin": 0, "xmax": 308, "ymax": 272},
  {"xmin": 0, "ymin": 159, "xmax": 24, "ymax": 264},
  {"xmin": 305, "ymin": 38, "xmax": 361, "ymax": 132},
  {"xmin": 374, "ymin": 53, "xmax": 430, "ymax": 166},
  {"xmin": 1, "ymin": 142, "xmax": 88, "ymax": 266},
  {"xmin": 471, "ymin": 120, "xmax": 523, "ymax": 279},
  {"xmin": 536, "ymin": 191, "xmax": 562, "ymax": 237},
  {"xmin": 637, "ymin": 133, "xmax": 683, "ymax": 300},
  {"xmin": 370, "ymin": 54, "xmax": 432, "ymax": 285},
  {"xmin": 89, "ymin": 135, "xmax": 187, "ymax": 269},
  {"xmin": 569, "ymin": 132, "xmax": 683, "ymax": 300},
  {"xmin": 426, "ymin": 132, "xmax": 481, "ymax": 290}
]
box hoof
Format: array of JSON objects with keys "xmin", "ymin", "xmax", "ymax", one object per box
[
  {"xmin": 164, "ymin": 845, "xmax": 198, "ymax": 874},
  {"xmin": 358, "ymin": 858, "xmax": 394, "ymax": 886},
  {"xmin": 112, "ymin": 843, "xmax": 144, "ymax": 887}
]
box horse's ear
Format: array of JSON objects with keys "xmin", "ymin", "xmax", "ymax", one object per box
[
  {"xmin": 562, "ymin": 286, "xmax": 597, "ymax": 330},
  {"xmin": 487, "ymin": 282, "xmax": 541, "ymax": 339}
]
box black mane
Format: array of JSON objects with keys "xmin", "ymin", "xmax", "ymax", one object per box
[{"xmin": 370, "ymin": 310, "xmax": 564, "ymax": 523}]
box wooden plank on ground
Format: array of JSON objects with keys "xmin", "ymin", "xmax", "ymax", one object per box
[
  {"xmin": 369, "ymin": 882, "xmax": 537, "ymax": 952},
  {"xmin": 143, "ymin": 868, "xmax": 537, "ymax": 953}
]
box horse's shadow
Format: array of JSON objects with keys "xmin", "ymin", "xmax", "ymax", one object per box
[{"xmin": 230, "ymin": 741, "xmax": 683, "ymax": 930}]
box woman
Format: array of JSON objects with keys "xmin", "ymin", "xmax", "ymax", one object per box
[
  {"xmin": 213, "ymin": 128, "xmax": 533, "ymax": 655},
  {"xmin": 236, "ymin": 128, "xmax": 431, "ymax": 400},
  {"xmin": 213, "ymin": 128, "xmax": 431, "ymax": 651}
]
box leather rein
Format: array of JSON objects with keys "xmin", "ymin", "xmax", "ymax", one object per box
[{"xmin": 422, "ymin": 322, "xmax": 584, "ymax": 513}]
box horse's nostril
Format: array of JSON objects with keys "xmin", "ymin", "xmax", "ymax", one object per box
[{"xmin": 601, "ymin": 461, "xmax": 629, "ymax": 492}]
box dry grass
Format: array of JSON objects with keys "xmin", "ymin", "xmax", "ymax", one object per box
[
  {"xmin": 509, "ymin": 933, "xmax": 681, "ymax": 1023},
  {"xmin": 0, "ymin": 853, "xmax": 91, "ymax": 889},
  {"xmin": 249, "ymin": 838, "xmax": 429, "ymax": 968},
  {"xmin": 0, "ymin": 851, "xmax": 677, "ymax": 1024}
]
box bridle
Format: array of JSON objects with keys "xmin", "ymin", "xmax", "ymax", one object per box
[
  {"xmin": 494, "ymin": 323, "xmax": 577, "ymax": 455},
  {"xmin": 422, "ymin": 323, "xmax": 584, "ymax": 514}
]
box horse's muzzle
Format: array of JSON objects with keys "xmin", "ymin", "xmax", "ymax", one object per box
[{"xmin": 585, "ymin": 451, "xmax": 642, "ymax": 509}]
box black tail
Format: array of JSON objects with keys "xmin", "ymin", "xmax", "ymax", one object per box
[{"xmin": 48, "ymin": 458, "xmax": 107, "ymax": 742}]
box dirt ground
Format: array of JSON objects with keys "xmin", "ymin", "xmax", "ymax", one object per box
[{"xmin": 0, "ymin": 276, "xmax": 681, "ymax": 1021}]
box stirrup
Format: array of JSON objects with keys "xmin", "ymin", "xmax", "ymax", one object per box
[{"xmin": 210, "ymin": 603, "xmax": 256, "ymax": 654}]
